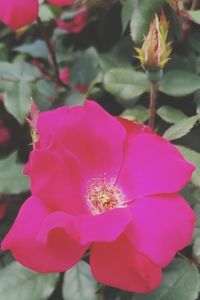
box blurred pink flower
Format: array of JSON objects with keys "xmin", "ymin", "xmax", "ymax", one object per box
[
  {"xmin": 75, "ymin": 83, "xmax": 89, "ymax": 94},
  {"xmin": 48, "ymin": 0, "xmax": 76, "ymax": 6},
  {"xmin": 57, "ymin": 9, "xmax": 88, "ymax": 33},
  {"xmin": 0, "ymin": 120, "xmax": 10, "ymax": 145},
  {"xmin": 59, "ymin": 68, "xmax": 70, "ymax": 85},
  {"xmin": 2, "ymin": 101, "xmax": 195, "ymax": 293},
  {"xmin": 0, "ymin": 204, "xmax": 6, "ymax": 220},
  {"xmin": 0, "ymin": 0, "xmax": 39, "ymax": 30}
]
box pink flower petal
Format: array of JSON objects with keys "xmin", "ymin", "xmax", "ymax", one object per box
[
  {"xmin": 57, "ymin": 11, "xmax": 87, "ymax": 33},
  {"xmin": 37, "ymin": 101, "xmax": 126, "ymax": 180},
  {"xmin": 90, "ymin": 234, "xmax": 162, "ymax": 293},
  {"xmin": 38, "ymin": 207, "xmax": 132, "ymax": 245},
  {"xmin": 27, "ymin": 141, "xmax": 87, "ymax": 214},
  {"xmin": 0, "ymin": 0, "xmax": 38, "ymax": 30},
  {"xmin": 48, "ymin": 0, "xmax": 75, "ymax": 6},
  {"xmin": 117, "ymin": 133, "xmax": 194, "ymax": 199},
  {"xmin": 2, "ymin": 197, "xmax": 87, "ymax": 272},
  {"xmin": 78, "ymin": 207, "xmax": 132, "ymax": 244},
  {"xmin": 118, "ymin": 117, "xmax": 152, "ymax": 136},
  {"xmin": 126, "ymin": 194, "xmax": 195, "ymax": 268}
]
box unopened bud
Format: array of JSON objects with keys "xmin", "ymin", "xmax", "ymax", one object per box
[{"xmin": 135, "ymin": 12, "xmax": 172, "ymax": 72}]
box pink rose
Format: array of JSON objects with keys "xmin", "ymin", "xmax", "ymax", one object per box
[
  {"xmin": 0, "ymin": 0, "xmax": 39, "ymax": 30},
  {"xmin": 57, "ymin": 9, "xmax": 88, "ymax": 33},
  {"xmin": 2, "ymin": 101, "xmax": 195, "ymax": 293},
  {"xmin": 48, "ymin": 0, "xmax": 76, "ymax": 6}
]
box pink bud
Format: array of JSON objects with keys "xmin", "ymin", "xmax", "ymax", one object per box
[{"xmin": 0, "ymin": 0, "xmax": 39, "ymax": 31}]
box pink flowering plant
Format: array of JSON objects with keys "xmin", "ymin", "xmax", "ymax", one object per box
[{"xmin": 0, "ymin": 0, "xmax": 200, "ymax": 300}]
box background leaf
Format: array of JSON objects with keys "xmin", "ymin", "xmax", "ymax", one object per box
[
  {"xmin": 0, "ymin": 262, "xmax": 59, "ymax": 300},
  {"xmin": 157, "ymin": 106, "xmax": 187, "ymax": 124},
  {"xmin": 14, "ymin": 40, "xmax": 48, "ymax": 59},
  {"xmin": 62, "ymin": 261, "xmax": 98, "ymax": 300},
  {"xmin": 0, "ymin": 152, "xmax": 29, "ymax": 194},
  {"xmin": 121, "ymin": 105, "xmax": 149, "ymax": 122},
  {"xmin": 177, "ymin": 146, "xmax": 200, "ymax": 187},
  {"xmin": 103, "ymin": 68, "xmax": 150, "ymax": 101},
  {"xmin": 163, "ymin": 115, "xmax": 199, "ymax": 140},
  {"xmin": 188, "ymin": 10, "xmax": 200, "ymax": 25},
  {"xmin": 4, "ymin": 81, "xmax": 32, "ymax": 124},
  {"xmin": 132, "ymin": 258, "xmax": 200, "ymax": 300},
  {"xmin": 159, "ymin": 71, "xmax": 200, "ymax": 97},
  {"xmin": 130, "ymin": 0, "xmax": 165, "ymax": 44},
  {"xmin": 121, "ymin": 0, "xmax": 136, "ymax": 33}
]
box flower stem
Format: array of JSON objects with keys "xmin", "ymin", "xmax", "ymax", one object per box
[
  {"xmin": 191, "ymin": 0, "xmax": 199, "ymax": 10},
  {"xmin": 37, "ymin": 17, "xmax": 67, "ymax": 88},
  {"xmin": 149, "ymin": 82, "xmax": 159, "ymax": 130},
  {"xmin": 177, "ymin": 252, "xmax": 200, "ymax": 268}
]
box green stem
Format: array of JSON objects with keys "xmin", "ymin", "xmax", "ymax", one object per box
[{"xmin": 149, "ymin": 82, "xmax": 159, "ymax": 130}]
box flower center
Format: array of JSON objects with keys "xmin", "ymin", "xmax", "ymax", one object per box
[{"xmin": 86, "ymin": 176, "xmax": 125, "ymax": 215}]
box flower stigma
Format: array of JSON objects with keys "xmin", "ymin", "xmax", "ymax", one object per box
[{"xmin": 86, "ymin": 175, "xmax": 126, "ymax": 215}]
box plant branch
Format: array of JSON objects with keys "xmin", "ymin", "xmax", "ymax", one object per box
[
  {"xmin": 149, "ymin": 82, "xmax": 159, "ymax": 130},
  {"xmin": 177, "ymin": 252, "xmax": 200, "ymax": 268},
  {"xmin": 37, "ymin": 17, "xmax": 67, "ymax": 88},
  {"xmin": 191, "ymin": 0, "xmax": 199, "ymax": 10}
]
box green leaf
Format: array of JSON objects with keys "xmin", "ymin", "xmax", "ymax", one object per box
[
  {"xmin": 121, "ymin": 0, "xmax": 136, "ymax": 33},
  {"xmin": 39, "ymin": 4, "xmax": 55, "ymax": 21},
  {"xmin": 176, "ymin": 145, "xmax": 200, "ymax": 187},
  {"xmin": 0, "ymin": 61, "xmax": 41, "ymax": 82},
  {"xmin": 103, "ymin": 68, "xmax": 150, "ymax": 101},
  {"xmin": 133, "ymin": 258, "xmax": 200, "ymax": 300},
  {"xmin": 193, "ymin": 235, "xmax": 200, "ymax": 263},
  {"xmin": 163, "ymin": 115, "xmax": 199, "ymax": 141},
  {"xmin": 14, "ymin": 40, "xmax": 48, "ymax": 59},
  {"xmin": 189, "ymin": 33, "xmax": 200, "ymax": 55},
  {"xmin": 187, "ymin": 10, "xmax": 200, "ymax": 25},
  {"xmin": 65, "ymin": 90, "xmax": 86, "ymax": 106},
  {"xmin": 0, "ymin": 152, "xmax": 29, "ymax": 194},
  {"xmin": 36, "ymin": 79, "xmax": 56, "ymax": 98},
  {"xmin": 4, "ymin": 80, "xmax": 32, "ymax": 124},
  {"xmin": 99, "ymin": 37, "xmax": 133, "ymax": 71},
  {"xmin": 159, "ymin": 71, "xmax": 200, "ymax": 97},
  {"xmin": 0, "ymin": 262, "xmax": 59, "ymax": 300},
  {"xmin": 34, "ymin": 79, "xmax": 57, "ymax": 111},
  {"xmin": 157, "ymin": 106, "xmax": 187, "ymax": 124},
  {"xmin": 121, "ymin": 105, "xmax": 149, "ymax": 122},
  {"xmin": 62, "ymin": 261, "xmax": 98, "ymax": 300},
  {"xmin": 70, "ymin": 47, "xmax": 99, "ymax": 85},
  {"xmin": 130, "ymin": 0, "xmax": 166, "ymax": 44}
]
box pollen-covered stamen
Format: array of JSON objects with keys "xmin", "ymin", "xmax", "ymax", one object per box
[{"xmin": 86, "ymin": 176, "xmax": 126, "ymax": 215}]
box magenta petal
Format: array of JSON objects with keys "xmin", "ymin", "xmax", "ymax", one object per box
[
  {"xmin": 0, "ymin": 0, "xmax": 38, "ymax": 30},
  {"xmin": 2, "ymin": 197, "xmax": 87, "ymax": 272},
  {"xmin": 117, "ymin": 133, "xmax": 194, "ymax": 198},
  {"xmin": 90, "ymin": 234, "xmax": 162, "ymax": 293},
  {"xmin": 37, "ymin": 101, "xmax": 126, "ymax": 180},
  {"xmin": 27, "ymin": 142, "xmax": 87, "ymax": 214},
  {"xmin": 117, "ymin": 117, "xmax": 153, "ymax": 136},
  {"xmin": 126, "ymin": 194, "xmax": 195, "ymax": 268},
  {"xmin": 78, "ymin": 207, "xmax": 132, "ymax": 244},
  {"xmin": 48, "ymin": 0, "xmax": 75, "ymax": 6},
  {"xmin": 38, "ymin": 207, "xmax": 132, "ymax": 245}
]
